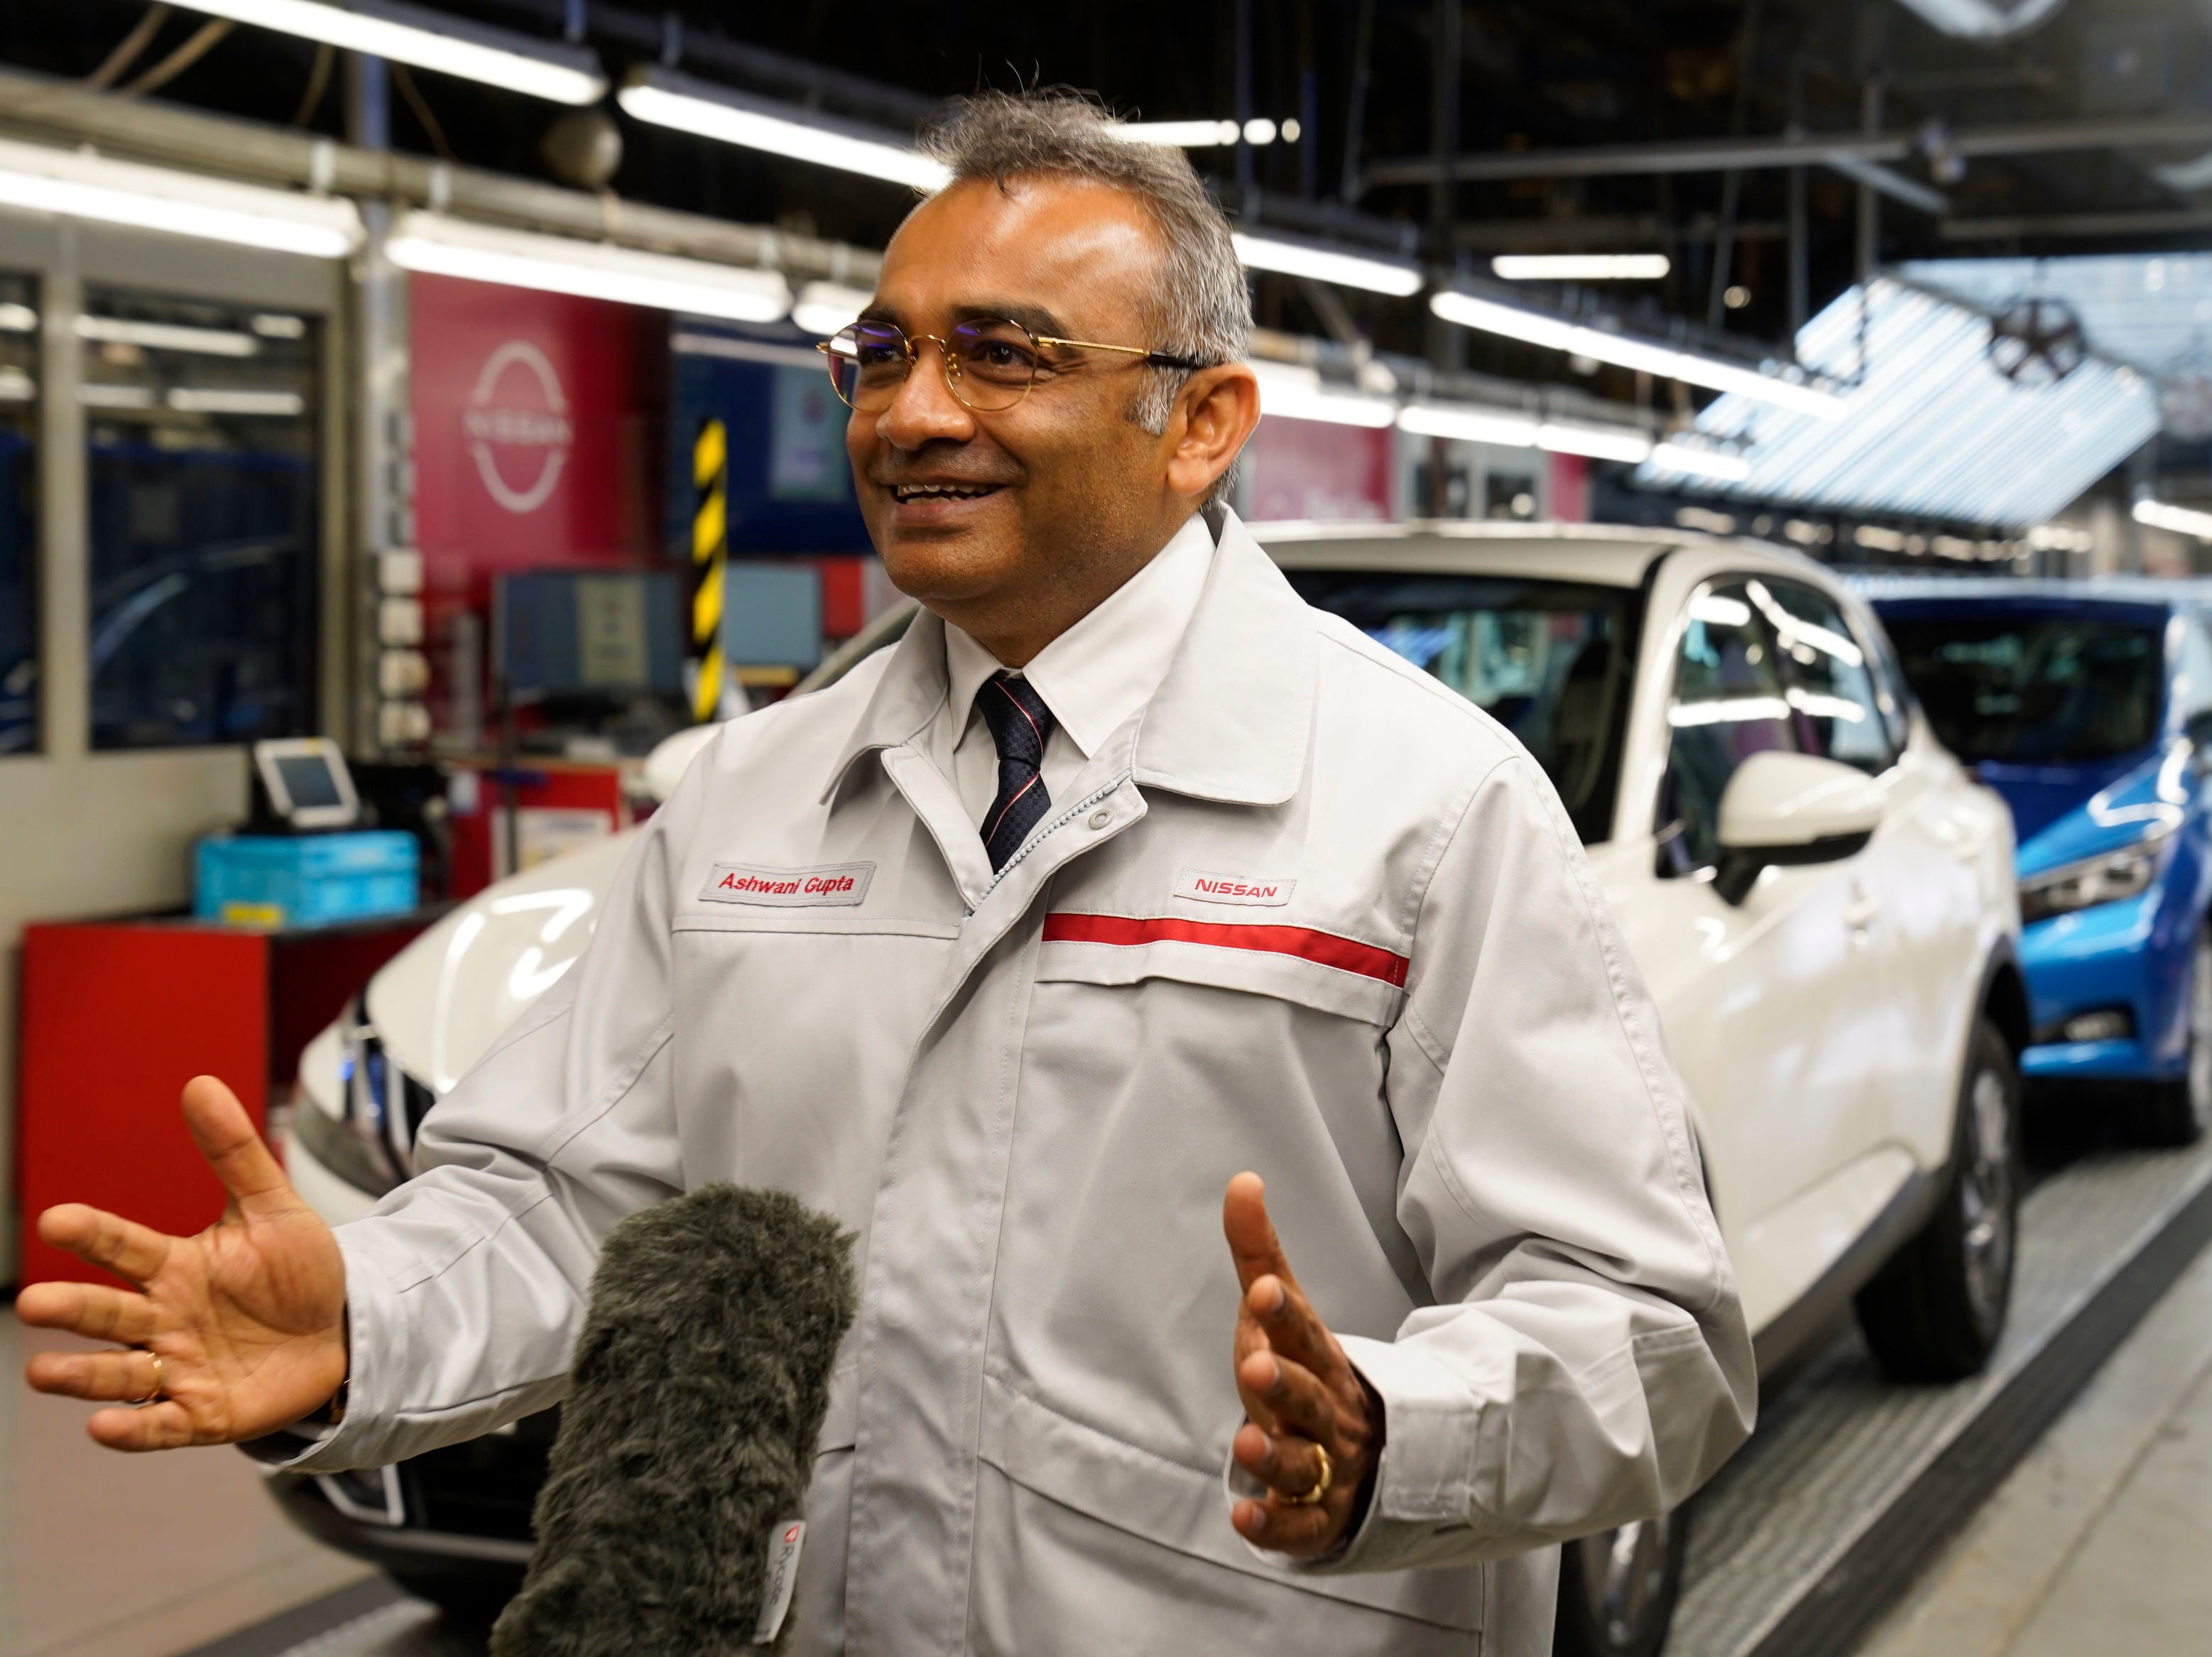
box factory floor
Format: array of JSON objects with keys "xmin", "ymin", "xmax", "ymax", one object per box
[
  {"xmin": 0, "ymin": 1308, "xmax": 371, "ymax": 1657},
  {"xmin": 4, "ymin": 1237, "xmax": 2211, "ymax": 1657}
]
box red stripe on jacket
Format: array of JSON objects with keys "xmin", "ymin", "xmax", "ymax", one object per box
[{"xmin": 1040, "ymin": 913, "xmax": 1410, "ymax": 989}]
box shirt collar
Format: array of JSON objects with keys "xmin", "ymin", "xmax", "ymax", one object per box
[
  {"xmin": 942, "ymin": 511, "xmax": 1215, "ymax": 759},
  {"xmin": 824, "ymin": 507, "xmax": 1314, "ymax": 809}
]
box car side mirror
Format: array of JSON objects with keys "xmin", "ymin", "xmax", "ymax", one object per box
[
  {"xmin": 2186, "ymin": 712, "xmax": 2212, "ymax": 773},
  {"xmin": 1713, "ymin": 750, "xmax": 1886, "ymax": 905}
]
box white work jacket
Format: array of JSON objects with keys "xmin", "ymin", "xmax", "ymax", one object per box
[{"xmin": 300, "ymin": 511, "xmax": 1755, "ymax": 1656}]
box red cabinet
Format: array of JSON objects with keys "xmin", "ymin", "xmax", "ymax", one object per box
[{"xmin": 16, "ymin": 913, "xmax": 436, "ymax": 1288}]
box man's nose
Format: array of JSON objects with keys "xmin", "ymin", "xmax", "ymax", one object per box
[{"xmin": 875, "ymin": 339, "xmax": 976, "ymax": 450}]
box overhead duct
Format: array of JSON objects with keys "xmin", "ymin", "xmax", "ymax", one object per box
[{"xmin": 1890, "ymin": 1, "xmax": 2069, "ymax": 40}]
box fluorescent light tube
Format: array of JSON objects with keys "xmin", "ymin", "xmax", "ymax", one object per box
[
  {"xmin": 1430, "ymin": 288, "xmax": 1845, "ymax": 418},
  {"xmin": 1232, "ymin": 232, "xmax": 1424, "ymax": 297},
  {"xmin": 619, "ymin": 67, "xmax": 949, "ymax": 190},
  {"xmin": 0, "ymin": 303, "xmax": 35, "ymax": 332},
  {"xmin": 1395, "ymin": 402, "xmax": 1540, "ymax": 446},
  {"xmin": 80, "ymin": 384, "xmax": 156, "ymax": 409},
  {"xmin": 385, "ymin": 212, "xmax": 791, "ymax": 323},
  {"xmin": 1111, "ymin": 120, "xmax": 1243, "ymax": 147},
  {"xmin": 1493, "ymin": 254, "xmax": 1672, "ymax": 281},
  {"xmin": 2133, "ymin": 496, "xmax": 2212, "ymax": 540},
  {"xmin": 0, "ymin": 367, "xmax": 33, "ymax": 401},
  {"xmin": 175, "ymin": 1, "xmax": 605, "ymax": 104},
  {"xmin": 1647, "ymin": 440, "xmax": 1753, "ymax": 482},
  {"xmin": 1537, "ymin": 420, "xmax": 1654, "ymax": 462},
  {"xmin": 791, "ymin": 281, "xmax": 872, "ymax": 337},
  {"xmin": 77, "ymin": 315, "xmax": 257, "ymax": 357},
  {"xmin": 0, "ymin": 136, "xmax": 362, "ymax": 259},
  {"xmin": 168, "ymin": 387, "xmax": 307, "ymax": 415},
  {"xmin": 1251, "ymin": 362, "xmax": 1395, "ymax": 427}
]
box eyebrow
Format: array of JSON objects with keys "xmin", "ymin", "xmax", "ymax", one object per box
[{"xmin": 854, "ymin": 300, "xmax": 1080, "ymax": 340}]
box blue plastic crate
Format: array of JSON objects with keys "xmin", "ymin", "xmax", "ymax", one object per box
[{"xmin": 194, "ymin": 832, "xmax": 419, "ymax": 928}]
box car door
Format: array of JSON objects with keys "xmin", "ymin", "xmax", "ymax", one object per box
[
  {"xmin": 1759, "ymin": 577, "xmax": 1982, "ymax": 1178},
  {"xmin": 1628, "ymin": 575, "xmax": 1887, "ymax": 1337}
]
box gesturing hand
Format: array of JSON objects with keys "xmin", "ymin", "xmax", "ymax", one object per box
[
  {"xmin": 18, "ymin": 1075, "xmax": 349, "ymax": 1451},
  {"xmin": 1224, "ymin": 1171, "xmax": 1383, "ymax": 1558}
]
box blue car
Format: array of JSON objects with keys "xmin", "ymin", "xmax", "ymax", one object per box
[{"xmin": 1865, "ymin": 579, "xmax": 2212, "ymax": 1146}]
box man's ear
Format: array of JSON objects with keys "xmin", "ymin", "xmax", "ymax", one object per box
[{"xmin": 1165, "ymin": 364, "xmax": 1261, "ymax": 504}]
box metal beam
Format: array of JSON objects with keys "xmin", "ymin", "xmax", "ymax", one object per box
[
  {"xmin": 1824, "ymin": 151, "xmax": 1949, "ymax": 215},
  {"xmin": 1941, "ymin": 205, "xmax": 2212, "ymax": 239},
  {"xmin": 0, "ymin": 65, "xmax": 883, "ymax": 284},
  {"xmin": 1363, "ymin": 113, "xmax": 2212, "ymax": 187}
]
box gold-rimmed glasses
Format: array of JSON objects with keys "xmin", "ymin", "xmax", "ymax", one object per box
[{"xmin": 819, "ymin": 315, "xmax": 1206, "ymax": 413}]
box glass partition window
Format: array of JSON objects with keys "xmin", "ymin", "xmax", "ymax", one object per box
[
  {"xmin": 83, "ymin": 288, "xmax": 319, "ymax": 749},
  {"xmin": 0, "ymin": 273, "xmax": 35, "ymax": 752}
]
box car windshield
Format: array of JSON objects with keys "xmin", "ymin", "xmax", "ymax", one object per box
[
  {"xmin": 1878, "ymin": 609, "xmax": 2164, "ymax": 764},
  {"xmin": 1285, "ymin": 571, "xmax": 1639, "ymax": 843}
]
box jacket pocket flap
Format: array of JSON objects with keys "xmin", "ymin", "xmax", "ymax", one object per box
[
  {"xmin": 1036, "ymin": 916, "xmax": 1406, "ymax": 1027},
  {"xmin": 976, "ymin": 1375, "xmax": 1480, "ymax": 1632}
]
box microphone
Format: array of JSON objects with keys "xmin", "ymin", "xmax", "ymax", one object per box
[{"xmin": 490, "ymin": 1184, "xmax": 856, "ymax": 1656}]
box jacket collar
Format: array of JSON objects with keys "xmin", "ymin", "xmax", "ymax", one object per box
[
  {"xmin": 1129, "ymin": 509, "xmax": 1314, "ymax": 805},
  {"xmin": 821, "ymin": 508, "xmax": 1315, "ymax": 809}
]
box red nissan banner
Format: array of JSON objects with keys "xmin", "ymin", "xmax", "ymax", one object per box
[
  {"xmin": 1243, "ymin": 415, "xmax": 1395, "ymax": 523},
  {"xmin": 410, "ymin": 275, "xmax": 668, "ymax": 741}
]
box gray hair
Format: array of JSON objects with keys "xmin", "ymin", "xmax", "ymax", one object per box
[{"xmin": 918, "ymin": 89, "xmax": 1252, "ymax": 501}]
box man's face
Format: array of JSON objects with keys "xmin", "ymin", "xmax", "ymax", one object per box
[{"xmin": 847, "ymin": 177, "xmax": 1182, "ymax": 624}]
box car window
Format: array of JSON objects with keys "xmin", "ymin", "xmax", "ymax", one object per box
[
  {"xmin": 1754, "ymin": 579, "xmax": 1898, "ymax": 774},
  {"xmin": 1878, "ymin": 608, "xmax": 2165, "ymax": 763},
  {"xmin": 1660, "ymin": 580, "xmax": 1797, "ymax": 875},
  {"xmin": 1282, "ymin": 570, "xmax": 1640, "ymax": 844}
]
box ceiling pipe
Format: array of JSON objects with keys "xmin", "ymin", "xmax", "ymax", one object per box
[{"xmin": 1363, "ymin": 113, "xmax": 2212, "ymax": 188}]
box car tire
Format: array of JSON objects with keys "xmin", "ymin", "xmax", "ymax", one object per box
[
  {"xmin": 2140, "ymin": 925, "xmax": 2212, "ymax": 1148},
  {"xmin": 1856, "ymin": 1017, "xmax": 2020, "ymax": 1383},
  {"xmin": 1552, "ymin": 1504, "xmax": 1689, "ymax": 1657}
]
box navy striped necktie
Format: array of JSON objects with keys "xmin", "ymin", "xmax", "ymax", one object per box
[{"xmin": 976, "ymin": 672, "xmax": 1057, "ymax": 871}]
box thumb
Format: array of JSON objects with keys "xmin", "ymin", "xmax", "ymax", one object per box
[
  {"xmin": 180, "ymin": 1075, "xmax": 295, "ymax": 1218},
  {"xmin": 1223, "ymin": 1171, "xmax": 1297, "ymax": 1296}
]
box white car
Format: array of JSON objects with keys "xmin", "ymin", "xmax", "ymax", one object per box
[{"xmin": 277, "ymin": 524, "xmax": 2025, "ymax": 1655}]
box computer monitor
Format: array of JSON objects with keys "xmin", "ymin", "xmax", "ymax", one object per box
[
  {"xmin": 252, "ymin": 737, "xmax": 361, "ymax": 830},
  {"xmin": 494, "ymin": 570, "xmax": 687, "ymax": 697}
]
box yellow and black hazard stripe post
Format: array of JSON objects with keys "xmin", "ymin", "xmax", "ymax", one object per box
[{"xmin": 690, "ymin": 417, "xmax": 728, "ymax": 723}]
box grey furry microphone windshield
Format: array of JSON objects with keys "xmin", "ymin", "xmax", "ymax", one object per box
[{"xmin": 490, "ymin": 1184, "xmax": 856, "ymax": 1656}]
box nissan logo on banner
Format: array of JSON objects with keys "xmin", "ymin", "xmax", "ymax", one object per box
[{"xmin": 464, "ymin": 339, "xmax": 574, "ymax": 514}]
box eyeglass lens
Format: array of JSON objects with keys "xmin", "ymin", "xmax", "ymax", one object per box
[{"xmin": 824, "ymin": 318, "xmax": 1043, "ymax": 413}]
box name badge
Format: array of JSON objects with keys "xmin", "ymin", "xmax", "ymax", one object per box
[
  {"xmin": 702, "ymin": 862, "xmax": 873, "ymax": 907},
  {"xmin": 1172, "ymin": 868, "xmax": 1295, "ymax": 907}
]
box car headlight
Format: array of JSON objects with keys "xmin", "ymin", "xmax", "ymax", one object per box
[
  {"xmin": 2020, "ymin": 826, "xmax": 2176, "ymax": 923},
  {"xmin": 339, "ymin": 994, "xmax": 439, "ymax": 1184}
]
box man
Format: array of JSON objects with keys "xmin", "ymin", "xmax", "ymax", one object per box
[{"xmin": 23, "ymin": 92, "xmax": 1753, "ymax": 1654}]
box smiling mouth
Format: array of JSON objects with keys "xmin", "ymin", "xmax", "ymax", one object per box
[{"xmin": 890, "ymin": 482, "xmax": 1004, "ymax": 504}]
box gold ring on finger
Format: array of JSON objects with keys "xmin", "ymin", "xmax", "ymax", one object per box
[
  {"xmin": 1283, "ymin": 1440, "xmax": 1332, "ymax": 1506},
  {"xmin": 131, "ymin": 1352, "xmax": 164, "ymax": 1407}
]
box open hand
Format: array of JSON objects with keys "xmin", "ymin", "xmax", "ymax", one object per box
[
  {"xmin": 1223, "ymin": 1171, "xmax": 1383, "ymax": 1557},
  {"xmin": 18, "ymin": 1075, "xmax": 349, "ymax": 1450}
]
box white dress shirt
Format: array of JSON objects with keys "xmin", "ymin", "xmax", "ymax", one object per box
[{"xmin": 935, "ymin": 511, "xmax": 1216, "ymax": 827}]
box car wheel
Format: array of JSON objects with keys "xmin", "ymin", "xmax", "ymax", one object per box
[
  {"xmin": 2140, "ymin": 925, "xmax": 2212, "ymax": 1148},
  {"xmin": 1552, "ymin": 1504, "xmax": 1689, "ymax": 1657},
  {"xmin": 1856, "ymin": 1017, "xmax": 2019, "ymax": 1383}
]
